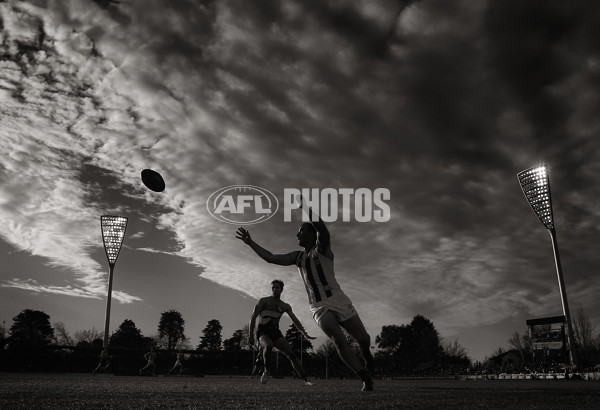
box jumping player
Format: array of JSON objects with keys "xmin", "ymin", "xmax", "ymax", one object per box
[
  {"xmin": 236, "ymin": 198, "xmax": 374, "ymax": 391},
  {"xmin": 249, "ymin": 279, "xmax": 315, "ymax": 385}
]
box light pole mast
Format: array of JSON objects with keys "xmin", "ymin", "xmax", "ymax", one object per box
[
  {"xmin": 517, "ymin": 165, "xmax": 577, "ymax": 367},
  {"xmin": 100, "ymin": 215, "xmax": 128, "ymax": 348}
]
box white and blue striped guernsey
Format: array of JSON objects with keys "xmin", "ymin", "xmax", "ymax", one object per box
[
  {"xmin": 259, "ymin": 300, "xmax": 284, "ymax": 327},
  {"xmin": 295, "ymin": 246, "xmax": 343, "ymax": 306}
]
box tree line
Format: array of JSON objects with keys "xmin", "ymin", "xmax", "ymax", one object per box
[{"xmin": 1, "ymin": 308, "xmax": 598, "ymax": 376}]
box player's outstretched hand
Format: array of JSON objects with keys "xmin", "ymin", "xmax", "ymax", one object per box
[{"xmin": 236, "ymin": 227, "xmax": 252, "ymax": 244}]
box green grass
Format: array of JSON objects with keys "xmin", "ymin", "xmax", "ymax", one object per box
[{"xmin": 1, "ymin": 373, "xmax": 599, "ymax": 409}]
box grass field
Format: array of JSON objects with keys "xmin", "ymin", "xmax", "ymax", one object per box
[{"xmin": 1, "ymin": 373, "xmax": 599, "ymax": 409}]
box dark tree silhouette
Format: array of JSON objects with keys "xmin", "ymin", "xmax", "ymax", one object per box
[
  {"xmin": 223, "ymin": 328, "xmax": 248, "ymax": 350},
  {"xmin": 375, "ymin": 314, "xmax": 445, "ymax": 373},
  {"xmin": 158, "ymin": 310, "xmax": 186, "ymax": 351},
  {"xmin": 109, "ymin": 319, "xmax": 145, "ymax": 349},
  {"xmin": 8, "ymin": 309, "xmax": 54, "ymax": 351},
  {"xmin": 285, "ymin": 323, "xmax": 313, "ymax": 355},
  {"xmin": 376, "ymin": 324, "xmax": 409, "ymax": 354},
  {"xmin": 198, "ymin": 319, "xmax": 222, "ymax": 350},
  {"xmin": 407, "ymin": 314, "xmax": 444, "ymax": 370}
]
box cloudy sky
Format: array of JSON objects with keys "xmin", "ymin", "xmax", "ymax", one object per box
[{"xmin": 1, "ymin": 0, "xmax": 600, "ymax": 362}]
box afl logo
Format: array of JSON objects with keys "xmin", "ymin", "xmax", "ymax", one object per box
[{"xmin": 207, "ymin": 185, "xmax": 279, "ymax": 225}]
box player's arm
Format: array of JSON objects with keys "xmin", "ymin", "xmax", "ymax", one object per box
[
  {"xmin": 284, "ymin": 303, "xmax": 316, "ymax": 340},
  {"xmin": 236, "ymin": 227, "xmax": 300, "ymax": 265},
  {"xmin": 248, "ymin": 300, "xmax": 262, "ymax": 346}
]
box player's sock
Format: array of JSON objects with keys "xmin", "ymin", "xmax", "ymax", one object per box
[
  {"xmin": 260, "ymin": 370, "xmax": 270, "ymax": 384},
  {"xmin": 358, "ymin": 369, "xmax": 374, "ymax": 391},
  {"xmin": 301, "ymin": 373, "xmax": 313, "ymax": 385}
]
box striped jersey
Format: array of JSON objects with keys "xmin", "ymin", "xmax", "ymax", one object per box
[
  {"xmin": 258, "ymin": 298, "xmax": 285, "ymax": 328},
  {"xmin": 295, "ymin": 246, "xmax": 343, "ymax": 306}
]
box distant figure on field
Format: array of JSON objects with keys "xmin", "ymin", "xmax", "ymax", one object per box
[
  {"xmin": 167, "ymin": 350, "xmax": 184, "ymax": 376},
  {"xmin": 92, "ymin": 347, "xmax": 111, "ymax": 375},
  {"xmin": 139, "ymin": 346, "xmax": 157, "ymax": 376}
]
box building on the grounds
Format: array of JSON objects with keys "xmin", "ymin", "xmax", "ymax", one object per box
[{"xmin": 526, "ymin": 315, "xmax": 568, "ymax": 366}]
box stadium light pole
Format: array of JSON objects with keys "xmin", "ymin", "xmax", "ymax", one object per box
[
  {"xmin": 100, "ymin": 215, "xmax": 128, "ymax": 348},
  {"xmin": 517, "ymin": 165, "xmax": 577, "ymax": 367}
]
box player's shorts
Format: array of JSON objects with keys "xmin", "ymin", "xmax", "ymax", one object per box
[
  {"xmin": 256, "ymin": 324, "xmax": 284, "ymax": 342},
  {"xmin": 310, "ymin": 292, "xmax": 358, "ymax": 325}
]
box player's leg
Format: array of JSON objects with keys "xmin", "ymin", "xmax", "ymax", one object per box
[
  {"xmin": 273, "ymin": 337, "xmax": 310, "ymax": 383},
  {"xmin": 319, "ymin": 311, "xmax": 373, "ymax": 391},
  {"xmin": 259, "ymin": 335, "xmax": 274, "ymax": 369},
  {"xmin": 252, "ymin": 345, "xmax": 264, "ymax": 375},
  {"xmin": 318, "ymin": 311, "xmax": 364, "ymax": 373},
  {"xmin": 140, "ymin": 360, "xmax": 151, "ymax": 375},
  {"xmin": 340, "ymin": 314, "xmax": 374, "ymax": 371},
  {"xmin": 258, "ymin": 335, "xmax": 275, "ymax": 383}
]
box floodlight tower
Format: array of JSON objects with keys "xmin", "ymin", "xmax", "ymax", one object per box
[
  {"xmin": 100, "ymin": 215, "xmax": 128, "ymax": 348},
  {"xmin": 517, "ymin": 165, "xmax": 577, "ymax": 367}
]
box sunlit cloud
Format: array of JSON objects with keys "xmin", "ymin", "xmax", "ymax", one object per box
[{"xmin": 1, "ymin": 278, "xmax": 141, "ymax": 303}]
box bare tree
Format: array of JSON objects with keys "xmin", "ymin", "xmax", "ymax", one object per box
[
  {"xmin": 74, "ymin": 327, "xmax": 103, "ymax": 344},
  {"xmin": 573, "ymin": 308, "xmax": 596, "ymax": 350},
  {"xmin": 508, "ymin": 331, "xmax": 524, "ymax": 361},
  {"xmin": 53, "ymin": 322, "xmax": 74, "ymax": 346},
  {"xmin": 177, "ymin": 336, "xmax": 193, "ymax": 350},
  {"xmin": 443, "ymin": 339, "xmax": 468, "ymax": 358}
]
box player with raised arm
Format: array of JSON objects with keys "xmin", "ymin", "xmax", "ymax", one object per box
[
  {"xmin": 249, "ymin": 279, "xmax": 315, "ymax": 386},
  {"xmin": 236, "ymin": 198, "xmax": 374, "ymax": 391}
]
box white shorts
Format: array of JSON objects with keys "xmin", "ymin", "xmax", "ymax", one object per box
[{"xmin": 310, "ymin": 292, "xmax": 358, "ymax": 325}]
